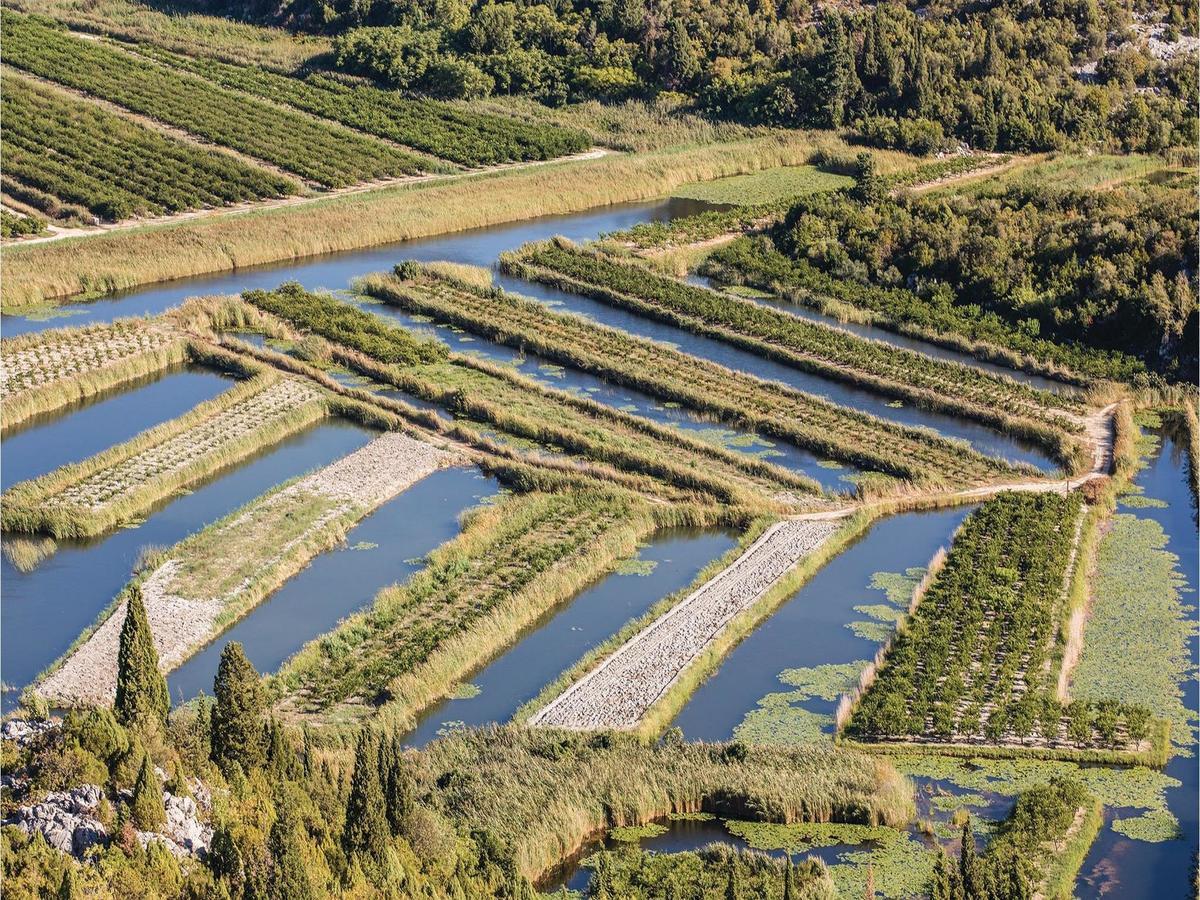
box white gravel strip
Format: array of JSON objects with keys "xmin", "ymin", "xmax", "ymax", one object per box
[
  {"xmin": 38, "ymin": 432, "xmax": 458, "ymax": 706},
  {"xmin": 530, "ymin": 518, "xmax": 840, "ymax": 730}
]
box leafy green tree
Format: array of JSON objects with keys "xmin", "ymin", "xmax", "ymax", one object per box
[
  {"xmin": 342, "ymin": 730, "xmax": 390, "ymax": 866},
  {"xmin": 211, "ymin": 643, "xmax": 265, "ymax": 775},
  {"xmin": 131, "ymin": 753, "xmax": 165, "ymax": 831},
  {"xmin": 114, "ymin": 585, "xmax": 169, "ymax": 730}
]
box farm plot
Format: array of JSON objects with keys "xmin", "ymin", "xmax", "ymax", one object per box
[
  {"xmin": 506, "ymin": 241, "xmax": 1087, "ymax": 464},
  {"xmin": 530, "ymin": 518, "xmax": 840, "ymax": 730},
  {"xmin": 37, "ymin": 431, "xmax": 457, "ymax": 707},
  {"xmin": 362, "ymin": 269, "xmax": 1026, "ymax": 487},
  {"xmin": 1, "ymin": 71, "xmax": 297, "ymax": 223},
  {"xmin": 1, "ymin": 374, "xmax": 329, "ymax": 537},
  {"xmin": 1, "ymin": 11, "xmax": 428, "ymax": 188},
  {"xmin": 843, "ymin": 491, "xmax": 1159, "ymax": 758},
  {"xmin": 138, "ymin": 46, "xmax": 591, "ymax": 167},
  {"xmin": 272, "ymin": 489, "xmax": 655, "ymax": 724},
  {"xmin": 1, "ymin": 319, "xmax": 188, "ymax": 429},
  {"xmin": 238, "ymin": 283, "xmax": 821, "ymax": 508}
]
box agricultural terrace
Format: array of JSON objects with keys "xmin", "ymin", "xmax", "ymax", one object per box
[
  {"xmin": 1, "ymin": 374, "xmax": 329, "ymax": 538},
  {"xmin": 1, "ymin": 71, "xmax": 296, "ymax": 224},
  {"xmin": 135, "ymin": 46, "xmax": 590, "ymax": 167},
  {"xmin": 531, "ymin": 518, "xmax": 842, "ymax": 731},
  {"xmin": 843, "ymin": 491, "xmax": 1162, "ymax": 760},
  {"xmin": 241, "ymin": 284, "xmax": 822, "ymax": 510},
  {"xmin": 272, "ymin": 489, "xmax": 662, "ymax": 726},
  {"xmin": 505, "ymin": 239, "xmax": 1091, "ymax": 469},
  {"xmin": 37, "ymin": 431, "xmax": 457, "ymax": 707},
  {"xmin": 360, "ymin": 267, "xmax": 1028, "ymax": 487},
  {"xmin": 0, "ymin": 318, "xmax": 189, "ymax": 429},
  {"xmin": 2, "ymin": 12, "xmax": 428, "ymax": 190}
]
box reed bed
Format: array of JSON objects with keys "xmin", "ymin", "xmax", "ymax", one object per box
[
  {"xmin": 416, "ymin": 725, "xmax": 915, "ymax": 881},
  {"xmin": 271, "ymin": 489, "xmax": 658, "ymax": 726},
  {"xmin": 2, "ymin": 133, "xmax": 828, "ymax": 306},
  {"xmin": 1, "ymin": 318, "xmax": 189, "ymax": 429},
  {"xmin": 1, "ymin": 373, "xmax": 328, "ymax": 537},
  {"xmin": 362, "ymin": 269, "xmax": 1027, "ymax": 488},
  {"xmin": 36, "ymin": 431, "xmax": 455, "ymax": 706},
  {"xmin": 506, "ymin": 239, "xmax": 1090, "ymax": 472}
]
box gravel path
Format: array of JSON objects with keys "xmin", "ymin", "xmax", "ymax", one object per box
[
  {"xmin": 530, "ymin": 519, "xmax": 840, "ymax": 730},
  {"xmin": 38, "ymin": 432, "xmax": 458, "ymax": 706}
]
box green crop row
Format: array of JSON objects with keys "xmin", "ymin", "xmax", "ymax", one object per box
[
  {"xmin": 243, "ymin": 282, "xmax": 446, "ymax": 366},
  {"xmin": 364, "ymin": 267, "xmax": 1027, "ymax": 488},
  {"xmin": 137, "ymin": 45, "xmax": 590, "ymax": 168},
  {"xmin": 510, "ymin": 241, "xmax": 1086, "ymax": 465},
  {"xmin": 1, "ymin": 72, "xmax": 295, "ymax": 221},
  {"xmin": 1, "ymin": 11, "xmax": 426, "ymax": 188}
]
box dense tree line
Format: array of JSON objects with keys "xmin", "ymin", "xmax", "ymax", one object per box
[
  {"xmin": 195, "ymin": 0, "xmax": 1195, "ymax": 152},
  {"xmin": 769, "ymin": 177, "xmax": 1198, "ymax": 383}
]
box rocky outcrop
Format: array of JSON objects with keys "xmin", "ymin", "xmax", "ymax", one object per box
[{"xmin": 10, "ymin": 785, "xmax": 107, "ymax": 856}]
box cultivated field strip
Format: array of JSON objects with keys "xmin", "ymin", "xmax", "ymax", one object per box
[
  {"xmin": 2, "ymin": 11, "xmax": 426, "ymax": 188},
  {"xmin": 274, "ymin": 490, "xmax": 652, "ymax": 720},
  {"xmin": 138, "ymin": 46, "xmax": 590, "ymax": 168},
  {"xmin": 365, "ymin": 272, "xmax": 1026, "ymax": 486},
  {"xmin": 1, "ymin": 71, "xmax": 296, "ymax": 222},
  {"xmin": 37, "ymin": 432, "xmax": 457, "ymax": 706},
  {"xmin": 843, "ymin": 491, "xmax": 1157, "ymax": 755},
  {"xmin": 1, "ymin": 319, "xmax": 188, "ymax": 429},
  {"xmin": 1, "ymin": 375, "xmax": 327, "ymax": 536},
  {"xmin": 530, "ymin": 518, "xmax": 840, "ymax": 729},
  {"xmin": 507, "ymin": 243, "xmax": 1087, "ymax": 444}
]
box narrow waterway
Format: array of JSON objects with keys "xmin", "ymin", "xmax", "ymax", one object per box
[
  {"xmin": 1, "ymin": 366, "xmax": 233, "ymax": 489},
  {"xmin": 0, "ymin": 420, "xmax": 372, "ymax": 712},
  {"xmin": 671, "ymin": 505, "xmax": 972, "ymax": 741},
  {"xmin": 502, "ymin": 276, "xmax": 1058, "ymax": 472},
  {"xmin": 168, "ymin": 466, "xmax": 499, "ymax": 702},
  {"xmin": 1074, "ymin": 423, "xmax": 1198, "ymax": 900},
  {"xmin": 403, "ymin": 527, "xmax": 737, "ymax": 747},
  {"xmin": 1, "ymin": 200, "xmax": 712, "ymax": 338}
]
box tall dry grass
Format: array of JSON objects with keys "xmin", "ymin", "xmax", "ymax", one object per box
[{"xmin": 4, "ymin": 134, "xmax": 840, "ymax": 307}]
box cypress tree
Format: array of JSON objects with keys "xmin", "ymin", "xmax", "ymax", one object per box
[
  {"xmin": 268, "ymin": 790, "xmax": 314, "ymax": 900},
  {"xmin": 211, "ymin": 643, "xmax": 265, "ymax": 775},
  {"xmin": 56, "ymin": 867, "xmax": 77, "ymax": 900},
  {"xmin": 382, "ymin": 733, "xmax": 415, "ymax": 835},
  {"xmin": 959, "ymin": 819, "xmax": 983, "ymax": 899},
  {"xmin": 265, "ymin": 718, "xmax": 299, "ymax": 781},
  {"xmin": 725, "ymin": 862, "xmax": 739, "ymax": 900},
  {"xmin": 931, "ymin": 847, "xmax": 963, "ymax": 900},
  {"xmin": 783, "ymin": 862, "xmax": 793, "ymax": 900},
  {"xmin": 660, "ymin": 18, "xmax": 700, "ymax": 91},
  {"xmin": 208, "ymin": 824, "xmax": 245, "ymax": 897},
  {"xmin": 821, "ymin": 13, "xmax": 858, "ymax": 127},
  {"xmin": 130, "ymin": 753, "xmax": 165, "ymax": 830},
  {"xmin": 342, "ymin": 730, "xmax": 390, "ymax": 866},
  {"xmin": 113, "ymin": 585, "xmax": 169, "ymax": 730}
]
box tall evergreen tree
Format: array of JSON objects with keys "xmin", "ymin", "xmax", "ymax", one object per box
[
  {"xmin": 931, "ymin": 847, "xmax": 964, "ymax": 900},
  {"xmin": 660, "ymin": 18, "xmax": 700, "ymax": 91},
  {"xmin": 265, "ymin": 718, "xmax": 299, "ymax": 781},
  {"xmin": 56, "ymin": 867, "xmax": 77, "ymax": 900},
  {"xmin": 982, "ymin": 20, "xmax": 1003, "ymax": 77},
  {"xmin": 909, "ymin": 20, "xmax": 930, "ymax": 115},
  {"xmin": 382, "ymin": 733, "xmax": 415, "ymax": 835},
  {"xmin": 130, "ymin": 753, "xmax": 165, "ymax": 830},
  {"xmin": 211, "ymin": 643, "xmax": 265, "ymax": 775},
  {"xmin": 268, "ymin": 790, "xmax": 314, "ymax": 900},
  {"xmin": 342, "ymin": 730, "xmax": 390, "ymax": 866},
  {"xmin": 725, "ymin": 862, "xmax": 739, "ymax": 900},
  {"xmin": 208, "ymin": 824, "xmax": 246, "ymax": 898},
  {"xmin": 821, "ymin": 13, "xmax": 858, "ymax": 127},
  {"xmin": 783, "ymin": 862, "xmax": 793, "ymax": 900},
  {"xmin": 113, "ymin": 585, "xmax": 169, "ymax": 730},
  {"xmin": 959, "ymin": 819, "xmax": 984, "ymax": 899}
]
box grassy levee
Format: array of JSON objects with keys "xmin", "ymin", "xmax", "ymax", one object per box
[
  {"xmin": 360, "ymin": 270, "xmax": 1028, "ymax": 488},
  {"xmin": 36, "ymin": 428, "xmax": 457, "ymax": 707},
  {"xmin": 1, "ymin": 319, "xmax": 190, "ymax": 430},
  {"xmin": 1038, "ymin": 798, "xmax": 1104, "ymax": 900},
  {"xmin": 2, "ymin": 133, "xmax": 836, "ymax": 307},
  {"xmin": 506, "ymin": 240, "xmax": 1089, "ymax": 473},
  {"xmin": 1, "ymin": 370, "xmax": 329, "ymax": 538},
  {"xmin": 271, "ymin": 489, "xmax": 683, "ymax": 728},
  {"xmin": 414, "ymin": 726, "xmax": 915, "ymax": 883}
]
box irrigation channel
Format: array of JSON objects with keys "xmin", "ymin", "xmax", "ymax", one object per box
[
  {"xmin": 403, "ymin": 528, "xmax": 738, "ymax": 747},
  {"xmin": 2, "ymin": 199, "xmax": 1194, "ymax": 896}
]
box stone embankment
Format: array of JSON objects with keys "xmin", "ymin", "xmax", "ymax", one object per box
[
  {"xmin": 38, "ymin": 432, "xmax": 457, "ymax": 706},
  {"xmin": 531, "ymin": 519, "xmax": 839, "ymax": 730}
]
